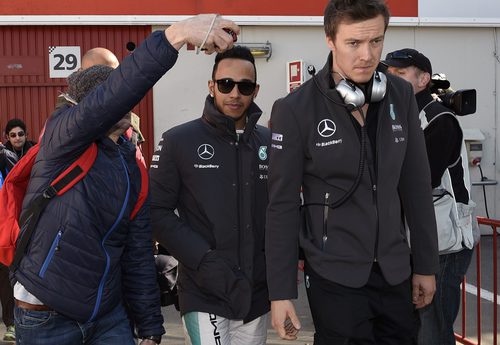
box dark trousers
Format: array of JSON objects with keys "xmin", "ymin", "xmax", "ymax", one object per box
[
  {"xmin": 305, "ymin": 262, "xmax": 415, "ymax": 345},
  {"xmin": 417, "ymin": 248, "xmax": 473, "ymax": 345},
  {"xmin": 0, "ymin": 264, "xmax": 14, "ymax": 327}
]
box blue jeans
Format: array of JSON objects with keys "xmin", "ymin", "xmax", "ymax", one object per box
[
  {"xmin": 417, "ymin": 248, "xmax": 474, "ymax": 345},
  {"xmin": 14, "ymin": 302, "xmax": 135, "ymax": 345}
]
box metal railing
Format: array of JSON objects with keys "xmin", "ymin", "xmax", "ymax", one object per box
[{"xmin": 455, "ymin": 216, "xmax": 498, "ymax": 345}]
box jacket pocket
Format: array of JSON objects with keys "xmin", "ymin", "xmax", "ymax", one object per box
[
  {"xmin": 454, "ymin": 200, "xmax": 476, "ymax": 250},
  {"xmin": 434, "ymin": 194, "xmax": 461, "ymax": 253},
  {"xmin": 194, "ymin": 251, "xmax": 252, "ymax": 318},
  {"xmin": 39, "ymin": 229, "xmax": 63, "ymax": 278}
]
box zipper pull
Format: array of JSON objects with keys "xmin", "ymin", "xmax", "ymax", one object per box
[
  {"xmin": 322, "ymin": 193, "xmax": 330, "ymax": 250},
  {"xmin": 55, "ymin": 230, "xmax": 62, "ymax": 251}
]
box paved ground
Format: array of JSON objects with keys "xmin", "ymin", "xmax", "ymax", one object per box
[
  {"xmin": 0, "ymin": 276, "xmax": 315, "ymax": 345},
  {"xmin": 159, "ymin": 276, "xmax": 315, "ymax": 345},
  {"xmin": 1, "ymin": 235, "xmax": 498, "ymax": 344}
]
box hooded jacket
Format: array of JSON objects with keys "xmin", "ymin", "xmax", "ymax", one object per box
[
  {"xmin": 150, "ymin": 96, "xmax": 270, "ymax": 322},
  {"xmin": 266, "ymin": 54, "xmax": 439, "ymax": 300},
  {"xmin": 13, "ymin": 30, "xmax": 178, "ymax": 337}
]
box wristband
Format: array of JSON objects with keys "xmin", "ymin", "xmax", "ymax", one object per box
[{"xmin": 143, "ymin": 335, "xmax": 162, "ymax": 344}]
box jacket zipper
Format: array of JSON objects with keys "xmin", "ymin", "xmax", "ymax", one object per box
[
  {"xmin": 371, "ymin": 121, "xmax": 381, "ymax": 262},
  {"xmin": 372, "ymin": 182, "xmax": 379, "ymax": 262},
  {"xmin": 39, "ymin": 230, "xmax": 62, "ymax": 278},
  {"xmin": 89, "ymin": 151, "xmax": 130, "ymax": 322},
  {"xmin": 235, "ymin": 140, "xmax": 242, "ymax": 269},
  {"xmin": 321, "ymin": 193, "xmax": 330, "ymax": 251}
]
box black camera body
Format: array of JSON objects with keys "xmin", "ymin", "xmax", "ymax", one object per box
[
  {"xmin": 430, "ymin": 74, "xmax": 476, "ymax": 116},
  {"xmin": 437, "ymin": 89, "xmax": 477, "ymax": 116}
]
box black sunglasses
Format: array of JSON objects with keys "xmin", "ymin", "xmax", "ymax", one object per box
[
  {"xmin": 9, "ymin": 131, "xmax": 25, "ymax": 138},
  {"xmin": 215, "ymin": 78, "xmax": 256, "ymax": 96}
]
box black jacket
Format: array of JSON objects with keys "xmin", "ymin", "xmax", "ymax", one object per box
[
  {"xmin": 416, "ymin": 90, "xmax": 468, "ymax": 202},
  {"xmin": 150, "ymin": 96, "xmax": 270, "ymax": 322},
  {"xmin": 5, "ymin": 140, "xmax": 35, "ymax": 160},
  {"xmin": 266, "ymin": 55, "xmax": 440, "ymax": 300},
  {"xmin": 0, "ymin": 143, "xmax": 17, "ymax": 179}
]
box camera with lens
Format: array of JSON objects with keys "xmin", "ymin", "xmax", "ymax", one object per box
[{"xmin": 430, "ymin": 73, "xmax": 476, "ymax": 116}]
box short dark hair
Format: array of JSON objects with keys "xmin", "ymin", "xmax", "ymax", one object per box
[
  {"xmin": 5, "ymin": 118, "xmax": 27, "ymax": 135},
  {"xmin": 324, "ymin": 0, "xmax": 390, "ymax": 40},
  {"xmin": 211, "ymin": 46, "xmax": 257, "ymax": 82}
]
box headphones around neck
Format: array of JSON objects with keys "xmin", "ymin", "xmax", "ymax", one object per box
[{"xmin": 335, "ymin": 71, "xmax": 387, "ymax": 108}]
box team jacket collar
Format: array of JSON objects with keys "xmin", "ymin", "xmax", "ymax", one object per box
[
  {"xmin": 314, "ymin": 53, "xmax": 347, "ymax": 105},
  {"xmin": 416, "ymin": 89, "xmax": 435, "ymax": 111},
  {"xmin": 201, "ymin": 95, "xmax": 263, "ymax": 142}
]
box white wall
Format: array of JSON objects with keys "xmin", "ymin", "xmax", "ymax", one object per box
[
  {"xmin": 152, "ymin": 25, "xmax": 328, "ymax": 137},
  {"xmin": 152, "ymin": 25, "xmax": 500, "ymax": 219},
  {"xmin": 419, "ymin": 0, "xmax": 500, "ymax": 18}
]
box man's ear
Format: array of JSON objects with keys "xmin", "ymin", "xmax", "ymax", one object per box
[
  {"xmin": 420, "ymin": 72, "xmax": 431, "ymax": 89},
  {"xmin": 253, "ymin": 84, "xmax": 260, "ymax": 100},
  {"xmin": 208, "ymin": 80, "xmax": 215, "ymax": 97},
  {"xmin": 326, "ymin": 35, "xmax": 336, "ymax": 52}
]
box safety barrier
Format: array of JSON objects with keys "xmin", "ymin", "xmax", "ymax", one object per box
[{"xmin": 455, "ymin": 216, "xmax": 498, "ymax": 345}]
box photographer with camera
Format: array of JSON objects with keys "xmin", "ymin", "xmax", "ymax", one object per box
[{"xmin": 384, "ymin": 48, "xmax": 477, "ymax": 345}]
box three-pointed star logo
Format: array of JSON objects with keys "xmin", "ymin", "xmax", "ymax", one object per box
[
  {"xmin": 317, "ymin": 119, "xmax": 336, "ymax": 138},
  {"xmin": 197, "ymin": 144, "xmax": 215, "ymax": 160}
]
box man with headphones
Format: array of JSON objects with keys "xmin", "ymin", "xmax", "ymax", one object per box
[
  {"xmin": 384, "ymin": 48, "xmax": 477, "ymax": 345},
  {"xmin": 265, "ymin": 1, "xmax": 439, "ymax": 344}
]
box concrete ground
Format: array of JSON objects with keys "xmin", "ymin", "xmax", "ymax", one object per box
[
  {"xmin": 159, "ymin": 276, "xmax": 314, "ymax": 345},
  {"xmin": 2, "ymin": 234, "xmax": 498, "ymax": 344},
  {"xmin": 0, "ymin": 276, "xmax": 315, "ymax": 345}
]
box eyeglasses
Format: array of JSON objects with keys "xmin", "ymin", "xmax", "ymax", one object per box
[
  {"xmin": 386, "ymin": 51, "xmax": 414, "ymax": 61},
  {"xmin": 215, "ymin": 78, "xmax": 256, "ymax": 96},
  {"xmin": 8, "ymin": 131, "xmax": 25, "ymax": 138}
]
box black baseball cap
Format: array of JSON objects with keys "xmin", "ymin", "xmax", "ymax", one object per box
[{"xmin": 382, "ymin": 48, "xmax": 432, "ymax": 75}]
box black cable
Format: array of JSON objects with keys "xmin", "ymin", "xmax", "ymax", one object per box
[
  {"xmin": 477, "ymin": 163, "xmax": 490, "ymax": 219},
  {"xmin": 301, "ymin": 75, "xmax": 367, "ymax": 211}
]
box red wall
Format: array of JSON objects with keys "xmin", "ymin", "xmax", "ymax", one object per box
[
  {"xmin": 0, "ymin": 26, "xmax": 156, "ymax": 163},
  {"xmin": 0, "ymin": 0, "xmax": 418, "ymax": 17}
]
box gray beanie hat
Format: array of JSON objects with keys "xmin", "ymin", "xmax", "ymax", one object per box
[{"xmin": 66, "ymin": 65, "xmax": 114, "ymax": 103}]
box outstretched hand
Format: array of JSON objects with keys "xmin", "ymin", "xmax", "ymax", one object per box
[{"xmin": 165, "ymin": 14, "xmax": 240, "ymax": 53}]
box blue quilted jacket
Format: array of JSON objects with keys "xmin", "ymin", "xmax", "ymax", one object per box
[{"xmin": 13, "ymin": 30, "xmax": 178, "ymax": 337}]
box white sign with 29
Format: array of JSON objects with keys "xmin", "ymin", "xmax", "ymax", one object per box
[{"xmin": 48, "ymin": 46, "xmax": 81, "ymax": 78}]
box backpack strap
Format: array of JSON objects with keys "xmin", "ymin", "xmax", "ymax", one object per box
[
  {"xmin": 130, "ymin": 146, "xmax": 148, "ymax": 220},
  {"xmin": 48, "ymin": 143, "xmax": 98, "ymax": 196},
  {"xmin": 11, "ymin": 143, "xmax": 98, "ymax": 270}
]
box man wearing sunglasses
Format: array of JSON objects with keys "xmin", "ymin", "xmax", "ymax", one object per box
[
  {"xmin": 150, "ymin": 46, "xmax": 270, "ymax": 345},
  {"xmin": 4, "ymin": 118, "xmax": 35, "ymax": 160},
  {"xmin": 1, "ymin": 118, "xmax": 35, "ymax": 341},
  {"xmin": 384, "ymin": 48, "xmax": 477, "ymax": 345},
  {"xmin": 0, "ymin": 139, "xmax": 17, "ymax": 342}
]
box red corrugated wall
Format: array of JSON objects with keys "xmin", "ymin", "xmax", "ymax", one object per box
[
  {"xmin": 0, "ymin": 25, "xmax": 155, "ymax": 163},
  {"xmin": 0, "ymin": 0, "xmax": 418, "ymax": 17}
]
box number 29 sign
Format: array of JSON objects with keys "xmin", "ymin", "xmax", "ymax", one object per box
[{"xmin": 48, "ymin": 46, "xmax": 81, "ymax": 78}]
